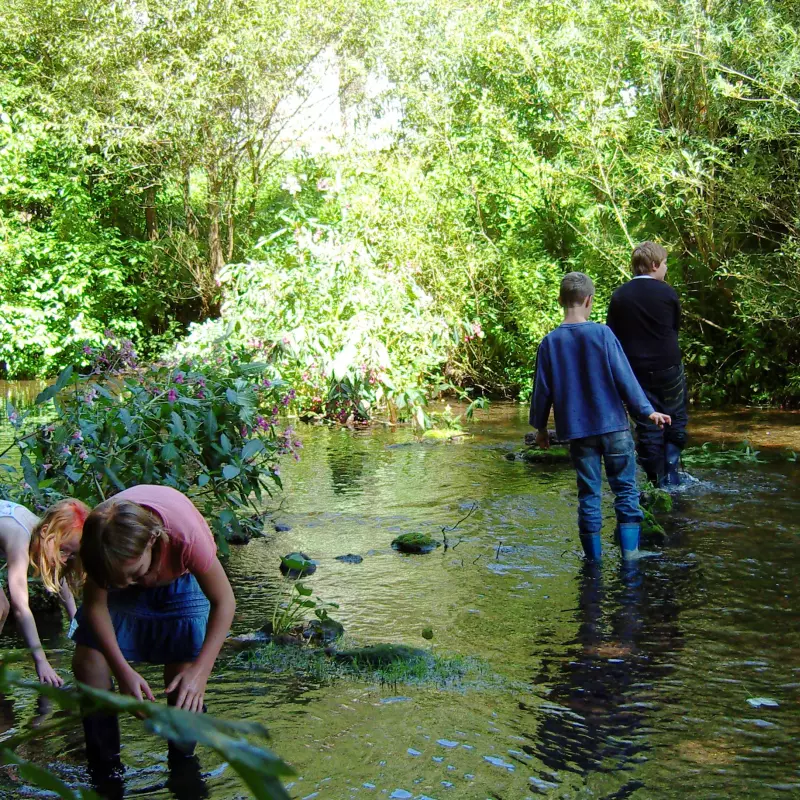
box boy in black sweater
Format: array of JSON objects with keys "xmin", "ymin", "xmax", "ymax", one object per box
[{"xmin": 606, "ymin": 242, "xmax": 688, "ymax": 487}]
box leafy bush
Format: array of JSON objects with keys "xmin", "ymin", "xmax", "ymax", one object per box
[
  {"xmin": 176, "ymin": 200, "xmax": 475, "ymax": 425},
  {"xmin": 1, "ymin": 340, "xmax": 299, "ymax": 547}
]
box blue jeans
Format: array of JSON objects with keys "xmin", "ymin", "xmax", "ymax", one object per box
[{"xmin": 569, "ymin": 429, "xmax": 642, "ymax": 534}]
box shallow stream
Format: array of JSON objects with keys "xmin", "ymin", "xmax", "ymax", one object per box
[{"xmin": 1, "ymin": 395, "xmax": 799, "ymax": 798}]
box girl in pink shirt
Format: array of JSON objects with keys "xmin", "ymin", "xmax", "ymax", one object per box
[{"xmin": 72, "ymin": 485, "xmax": 235, "ymax": 772}]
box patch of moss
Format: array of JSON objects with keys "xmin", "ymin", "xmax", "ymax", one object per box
[
  {"xmin": 421, "ymin": 429, "xmax": 469, "ymax": 440},
  {"xmin": 520, "ymin": 446, "xmax": 571, "ymax": 464},
  {"xmin": 391, "ymin": 532, "xmax": 441, "ymax": 554},
  {"xmin": 233, "ymin": 642, "xmax": 524, "ymax": 692},
  {"xmin": 641, "ymin": 488, "xmax": 673, "ymax": 514}
]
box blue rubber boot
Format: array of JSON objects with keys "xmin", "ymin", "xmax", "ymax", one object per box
[
  {"xmin": 579, "ymin": 532, "xmax": 602, "ymax": 561},
  {"xmin": 617, "ymin": 523, "xmax": 641, "ymax": 561},
  {"xmin": 663, "ymin": 442, "xmax": 682, "ymax": 487}
]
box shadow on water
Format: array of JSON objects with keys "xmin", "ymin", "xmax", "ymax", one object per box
[{"xmin": 524, "ymin": 559, "xmax": 691, "ymax": 795}]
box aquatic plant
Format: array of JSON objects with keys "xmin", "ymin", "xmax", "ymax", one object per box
[
  {"xmin": 270, "ymin": 582, "xmax": 341, "ymax": 639},
  {"xmin": 0, "ymin": 650, "xmax": 293, "ymax": 799},
  {"xmin": 1, "ymin": 348, "xmax": 298, "ymax": 548},
  {"xmin": 681, "ymin": 441, "xmax": 766, "ymax": 468}
]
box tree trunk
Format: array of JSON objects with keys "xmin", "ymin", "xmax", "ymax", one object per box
[
  {"xmin": 207, "ymin": 162, "xmax": 225, "ymax": 309},
  {"xmin": 183, "ymin": 163, "xmax": 198, "ymax": 238},
  {"xmin": 144, "ymin": 186, "xmax": 158, "ymax": 241}
]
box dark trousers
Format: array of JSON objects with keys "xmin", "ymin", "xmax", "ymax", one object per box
[{"xmin": 633, "ymin": 363, "xmax": 688, "ymax": 484}]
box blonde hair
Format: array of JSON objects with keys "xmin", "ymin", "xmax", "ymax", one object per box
[
  {"xmin": 632, "ymin": 241, "xmax": 668, "ymax": 276},
  {"xmin": 80, "ymin": 498, "xmax": 167, "ymax": 589},
  {"xmin": 29, "ymin": 499, "xmax": 90, "ymax": 594}
]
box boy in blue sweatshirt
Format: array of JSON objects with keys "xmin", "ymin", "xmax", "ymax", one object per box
[{"xmin": 530, "ymin": 272, "xmax": 671, "ymax": 560}]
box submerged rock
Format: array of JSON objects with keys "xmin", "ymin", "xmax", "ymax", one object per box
[
  {"xmin": 524, "ymin": 430, "xmax": 563, "ymax": 447},
  {"xmin": 279, "ymin": 552, "xmax": 317, "ymax": 577},
  {"xmin": 392, "ymin": 532, "xmax": 441, "ymax": 554},
  {"xmin": 335, "ymin": 553, "xmax": 363, "ymax": 564},
  {"xmin": 227, "ymin": 531, "xmax": 251, "ymax": 545},
  {"xmin": 273, "ymin": 522, "xmax": 292, "ymax": 532},
  {"xmin": 329, "ymin": 644, "xmax": 428, "ymax": 667}
]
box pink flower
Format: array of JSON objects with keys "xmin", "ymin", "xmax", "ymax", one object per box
[
  {"xmin": 72, "ymin": 430, "xmax": 83, "ymax": 441},
  {"xmin": 272, "ymin": 465, "xmax": 281, "ymax": 476},
  {"xmin": 82, "ymin": 345, "xmax": 94, "ymax": 355},
  {"xmin": 263, "ymin": 379, "xmax": 272, "ymax": 389},
  {"xmin": 196, "ymin": 390, "xmax": 205, "ymax": 399},
  {"xmin": 168, "ymin": 389, "xmax": 178, "ymax": 403},
  {"xmin": 241, "ymin": 426, "xmax": 249, "ymax": 437},
  {"xmin": 174, "ymin": 372, "xmax": 185, "ymax": 384}
]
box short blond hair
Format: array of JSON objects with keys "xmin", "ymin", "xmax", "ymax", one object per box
[
  {"xmin": 632, "ymin": 241, "xmax": 667, "ymax": 276},
  {"xmin": 29, "ymin": 499, "xmax": 90, "ymax": 594},
  {"xmin": 80, "ymin": 498, "xmax": 167, "ymax": 588}
]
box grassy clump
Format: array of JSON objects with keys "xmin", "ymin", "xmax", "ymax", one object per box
[{"xmin": 233, "ymin": 642, "xmax": 520, "ymax": 692}]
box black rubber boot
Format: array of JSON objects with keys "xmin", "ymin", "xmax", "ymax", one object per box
[
  {"xmin": 663, "ymin": 442, "xmax": 682, "ymax": 487},
  {"xmin": 166, "ymin": 694, "xmax": 207, "ymax": 759},
  {"xmin": 83, "ymin": 712, "xmax": 123, "ymax": 799}
]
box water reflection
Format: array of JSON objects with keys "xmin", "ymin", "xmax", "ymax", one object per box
[{"xmin": 527, "ymin": 560, "xmax": 685, "ymax": 789}]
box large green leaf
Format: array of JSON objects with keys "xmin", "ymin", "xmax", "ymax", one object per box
[
  {"xmin": 35, "ymin": 365, "xmax": 74, "ymax": 405},
  {"xmin": 241, "ymin": 439, "xmax": 265, "ymax": 460},
  {"xmin": 0, "ymin": 750, "xmax": 101, "ymax": 799}
]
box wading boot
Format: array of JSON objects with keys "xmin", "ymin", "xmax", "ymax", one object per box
[
  {"xmin": 617, "ymin": 523, "xmax": 641, "ymax": 561},
  {"xmin": 83, "ymin": 711, "xmax": 123, "ymax": 799},
  {"xmin": 579, "ymin": 532, "xmax": 602, "ymax": 561},
  {"xmin": 663, "ymin": 442, "xmax": 682, "ymax": 487},
  {"xmin": 166, "ymin": 695, "xmax": 208, "ymax": 759}
]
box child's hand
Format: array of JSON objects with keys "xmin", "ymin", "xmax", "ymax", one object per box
[
  {"xmin": 649, "ymin": 412, "xmax": 672, "ymax": 429},
  {"xmin": 535, "ymin": 429, "xmax": 551, "ymax": 450},
  {"xmin": 35, "ymin": 660, "xmax": 64, "ymax": 688},
  {"xmin": 118, "ymin": 666, "xmax": 156, "ymax": 703},
  {"xmin": 166, "ymin": 662, "xmax": 209, "ymax": 713}
]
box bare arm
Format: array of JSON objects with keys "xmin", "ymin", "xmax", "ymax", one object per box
[
  {"xmin": 5, "ymin": 540, "xmax": 62, "ymax": 686},
  {"xmin": 58, "ymin": 579, "xmax": 77, "ymax": 621},
  {"xmin": 165, "ymin": 558, "xmax": 235, "ymax": 711},
  {"xmin": 83, "ymin": 578, "xmax": 155, "ymax": 701}
]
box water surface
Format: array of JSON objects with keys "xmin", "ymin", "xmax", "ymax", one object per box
[{"xmin": 1, "ymin": 403, "xmax": 799, "ymax": 798}]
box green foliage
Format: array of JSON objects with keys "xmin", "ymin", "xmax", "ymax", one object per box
[
  {"xmin": 681, "ymin": 441, "xmax": 766, "ymax": 467},
  {"xmin": 1, "ymin": 343, "xmax": 299, "ymax": 547},
  {"xmin": 177, "ymin": 199, "xmax": 470, "ymax": 424},
  {"xmin": 270, "ymin": 582, "xmax": 340, "ymax": 637},
  {"xmin": 2, "ymin": 0, "xmax": 800, "ymax": 405},
  {"xmin": 0, "ymin": 651, "xmax": 293, "ymax": 799}
]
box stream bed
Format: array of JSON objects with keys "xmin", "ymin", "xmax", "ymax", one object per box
[{"xmin": 1, "ymin": 399, "xmax": 799, "ymax": 798}]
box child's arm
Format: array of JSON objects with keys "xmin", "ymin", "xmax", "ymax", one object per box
[
  {"xmin": 82, "ymin": 578, "xmax": 156, "ymax": 701},
  {"xmin": 4, "ymin": 540, "xmax": 63, "ymax": 686},
  {"xmin": 529, "ymin": 341, "xmax": 553, "ymax": 446},
  {"xmin": 58, "ymin": 579, "xmax": 77, "ymax": 621},
  {"xmin": 165, "ymin": 557, "xmax": 235, "ymax": 712}
]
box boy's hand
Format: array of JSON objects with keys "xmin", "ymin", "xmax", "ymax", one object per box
[
  {"xmin": 166, "ymin": 662, "xmax": 209, "ymax": 713},
  {"xmin": 649, "ymin": 412, "xmax": 672, "ymax": 429},
  {"xmin": 535, "ymin": 429, "xmax": 551, "ymax": 450}
]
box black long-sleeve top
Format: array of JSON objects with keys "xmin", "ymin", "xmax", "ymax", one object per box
[{"xmin": 606, "ymin": 276, "xmax": 682, "ymax": 373}]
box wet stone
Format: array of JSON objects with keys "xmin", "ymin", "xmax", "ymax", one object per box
[
  {"xmin": 392, "ymin": 532, "xmax": 441, "ymax": 554},
  {"xmin": 280, "ymin": 552, "xmax": 317, "ymax": 577},
  {"xmin": 335, "ymin": 553, "xmax": 364, "ymax": 564},
  {"xmin": 274, "ymin": 522, "xmax": 292, "ymax": 532}
]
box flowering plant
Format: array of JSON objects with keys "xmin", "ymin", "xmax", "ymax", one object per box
[{"xmin": 2, "ymin": 339, "xmax": 299, "ymax": 548}]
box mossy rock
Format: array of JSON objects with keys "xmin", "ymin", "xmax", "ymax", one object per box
[
  {"xmin": 329, "ymin": 644, "xmax": 428, "ymax": 667},
  {"xmin": 520, "ymin": 446, "xmax": 570, "ymax": 464},
  {"xmin": 279, "ymin": 552, "xmax": 317, "ymax": 577},
  {"xmin": 421, "ymin": 428, "xmax": 469, "ymax": 441},
  {"xmin": 391, "ymin": 532, "xmax": 441, "ymax": 554},
  {"xmin": 640, "ymin": 488, "xmax": 673, "ymax": 514},
  {"xmin": 641, "ymin": 508, "xmax": 665, "ymax": 537}
]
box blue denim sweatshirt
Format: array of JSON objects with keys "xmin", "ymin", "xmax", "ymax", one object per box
[{"xmin": 530, "ymin": 322, "xmax": 654, "ymax": 441}]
